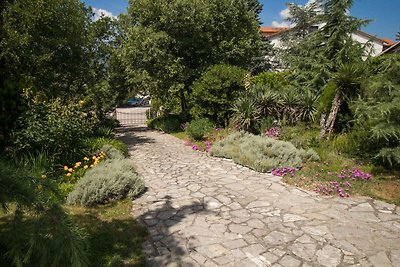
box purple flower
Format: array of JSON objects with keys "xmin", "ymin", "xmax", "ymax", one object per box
[{"xmin": 192, "ymin": 145, "xmax": 199, "ymax": 151}]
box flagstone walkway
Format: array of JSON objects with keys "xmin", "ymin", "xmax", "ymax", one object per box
[{"xmin": 118, "ymin": 126, "xmax": 400, "ymax": 267}]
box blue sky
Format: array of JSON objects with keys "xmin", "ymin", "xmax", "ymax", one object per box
[{"xmin": 82, "ymin": 0, "xmax": 399, "ymax": 41}]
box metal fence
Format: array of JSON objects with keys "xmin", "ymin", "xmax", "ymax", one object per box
[{"xmin": 115, "ymin": 108, "xmax": 148, "ymax": 126}]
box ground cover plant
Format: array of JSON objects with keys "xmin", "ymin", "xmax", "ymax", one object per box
[{"xmin": 211, "ymin": 132, "xmax": 319, "ymax": 172}]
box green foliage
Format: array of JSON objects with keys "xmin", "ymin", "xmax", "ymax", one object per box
[
  {"xmin": 352, "ymin": 55, "xmax": 400, "ymax": 167},
  {"xmin": 231, "ymin": 96, "xmax": 261, "ymax": 133},
  {"xmin": 191, "ymin": 64, "xmax": 247, "ymax": 125},
  {"xmin": 100, "ymin": 144, "xmax": 125, "ymax": 160},
  {"xmin": 283, "ymin": 0, "xmax": 367, "ymax": 93},
  {"xmin": 147, "ymin": 114, "xmax": 183, "ymax": 133},
  {"xmin": 85, "ymin": 138, "xmax": 128, "ymax": 158},
  {"xmin": 66, "ymin": 159, "xmax": 145, "ymax": 206},
  {"xmin": 185, "ymin": 118, "xmax": 215, "ymax": 141},
  {"xmin": 280, "ymin": 124, "xmax": 321, "ymax": 149},
  {"xmin": 11, "ymin": 96, "xmax": 97, "ymax": 164},
  {"xmin": 0, "ymin": 0, "xmax": 123, "ymax": 151},
  {"xmin": 244, "ymin": 84, "xmax": 319, "ymax": 125},
  {"xmin": 0, "ymin": 157, "xmax": 89, "ymax": 266},
  {"xmin": 319, "ymin": 82, "xmax": 337, "ymax": 113},
  {"xmin": 251, "ymin": 72, "xmax": 290, "ymax": 89},
  {"xmin": 212, "ymin": 132, "xmax": 319, "ymax": 172},
  {"xmin": 121, "ymin": 0, "xmax": 263, "ymax": 112}
]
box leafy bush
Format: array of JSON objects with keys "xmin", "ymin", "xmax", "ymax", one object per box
[
  {"xmin": 147, "ymin": 114, "xmax": 183, "ymax": 133},
  {"xmin": 66, "ymin": 159, "xmax": 145, "ymax": 206},
  {"xmin": 11, "ymin": 96, "xmax": 97, "ymax": 164},
  {"xmin": 190, "ymin": 64, "xmax": 247, "ymax": 125},
  {"xmin": 251, "ymin": 71, "xmax": 289, "ymax": 90},
  {"xmin": 100, "ymin": 144, "xmax": 125, "ymax": 160},
  {"xmin": 85, "ymin": 137, "xmax": 128, "ymax": 158},
  {"xmin": 211, "ymin": 132, "xmax": 319, "ymax": 172},
  {"xmin": 185, "ymin": 118, "xmax": 215, "ymax": 140}
]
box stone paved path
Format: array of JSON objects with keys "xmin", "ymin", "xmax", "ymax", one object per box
[{"xmin": 118, "ymin": 126, "xmax": 400, "ymax": 267}]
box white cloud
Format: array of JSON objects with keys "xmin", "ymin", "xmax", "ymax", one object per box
[
  {"xmin": 271, "ymin": 21, "xmax": 291, "ymax": 27},
  {"xmin": 272, "ymin": 0, "xmax": 319, "ymax": 28},
  {"xmin": 92, "ymin": 7, "xmax": 116, "ymax": 21}
]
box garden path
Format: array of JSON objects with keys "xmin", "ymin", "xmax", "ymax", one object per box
[{"xmin": 118, "ymin": 126, "xmax": 400, "ymax": 267}]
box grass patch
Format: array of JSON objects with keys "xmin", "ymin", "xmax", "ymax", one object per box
[
  {"xmin": 172, "ymin": 127, "xmax": 231, "ymax": 151},
  {"xmin": 66, "ymin": 199, "xmax": 147, "ymax": 266}
]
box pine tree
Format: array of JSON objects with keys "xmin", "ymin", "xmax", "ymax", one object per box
[
  {"xmin": 396, "ymin": 31, "xmax": 400, "ymax": 41},
  {"xmin": 352, "ymin": 55, "xmax": 400, "ymax": 167}
]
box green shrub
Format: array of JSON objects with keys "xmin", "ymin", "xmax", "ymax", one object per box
[
  {"xmin": 66, "ymin": 159, "xmax": 145, "ymax": 206},
  {"xmin": 251, "ymin": 71, "xmax": 289, "ymax": 90},
  {"xmin": 85, "ymin": 137, "xmax": 128, "ymax": 158},
  {"xmin": 190, "ymin": 64, "xmax": 247, "ymax": 125},
  {"xmin": 100, "ymin": 144, "xmax": 125, "ymax": 160},
  {"xmin": 211, "ymin": 132, "xmax": 319, "ymax": 172},
  {"xmin": 185, "ymin": 118, "xmax": 214, "ymax": 140},
  {"xmin": 147, "ymin": 114, "xmax": 182, "ymax": 133},
  {"xmin": 11, "ymin": 97, "xmax": 97, "ymax": 164}
]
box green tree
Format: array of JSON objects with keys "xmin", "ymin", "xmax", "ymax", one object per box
[
  {"xmin": 396, "ymin": 31, "xmax": 400, "ymax": 41},
  {"xmin": 191, "ymin": 64, "xmax": 247, "ymax": 125},
  {"xmin": 122, "ymin": 0, "xmax": 262, "ymax": 113},
  {"xmin": 282, "ymin": 0, "xmax": 367, "ymax": 138},
  {"xmin": 352, "ymin": 55, "xmax": 400, "ymax": 167}
]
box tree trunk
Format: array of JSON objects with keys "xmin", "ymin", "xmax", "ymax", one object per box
[
  {"xmin": 320, "ymin": 90, "xmax": 342, "ymax": 139},
  {"xmin": 179, "ymin": 87, "xmax": 188, "ymax": 117}
]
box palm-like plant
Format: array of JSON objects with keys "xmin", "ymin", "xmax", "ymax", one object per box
[
  {"xmin": 299, "ymin": 89, "xmax": 320, "ymax": 122},
  {"xmin": 231, "ymin": 96, "xmax": 261, "ymax": 133},
  {"xmin": 320, "ymin": 63, "xmax": 363, "ymax": 138}
]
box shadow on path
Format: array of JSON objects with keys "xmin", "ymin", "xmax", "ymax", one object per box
[
  {"xmin": 137, "ymin": 195, "xmax": 212, "ymax": 267},
  {"xmin": 116, "ymin": 126, "xmax": 155, "ymax": 150}
]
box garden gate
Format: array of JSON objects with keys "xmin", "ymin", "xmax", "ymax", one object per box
[{"xmin": 115, "ymin": 107, "xmax": 149, "ymax": 126}]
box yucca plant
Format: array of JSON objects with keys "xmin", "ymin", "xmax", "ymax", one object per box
[
  {"xmin": 299, "ymin": 89, "xmax": 320, "ymax": 122},
  {"xmin": 231, "ymin": 96, "xmax": 261, "ymax": 133}
]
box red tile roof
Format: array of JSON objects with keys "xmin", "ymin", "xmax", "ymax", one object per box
[
  {"xmin": 260, "ymin": 27, "xmax": 288, "ymax": 37},
  {"xmin": 380, "ymin": 38, "xmax": 396, "ymax": 46}
]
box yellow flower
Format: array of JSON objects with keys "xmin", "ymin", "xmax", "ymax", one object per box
[
  {"xmin": 79, "ymin": 100, "xmax": 85, "ymax": 105},
  {"xmin": 41, "ymin": 174, "xmax": 46, "ymax": 179},
  {"xmin": 92, "ymin": 156, "xmax": 96, "ymax": 160},
  {"xmin": 90, "ymin": 164, "xmax": 94, "ymax": 168},
  {"xmin": 84, "ymin": 157, "xmax": 89, "ymax": 161},
  {"xmin": 68, "ymin": 168, "xmax": 73, "ymax": 173},
  {"xmin": 84, "ymin": 165, "xmax": 89, "ymax": 169},
  {"xmin": 64, "ymin": 166, "xmax": 68, "ymax": 171},
  {"xmin": 66, "ymin": 173, "xmax": 72, "ymax": 177}
]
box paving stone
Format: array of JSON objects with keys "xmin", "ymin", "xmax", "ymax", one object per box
[
  {"xmin": 279, "ymin": 255, "xmax": 301, "ymax": 267},
  {"xmin": 289, "ymin": 243, "xmax": 317, "ymax": 261},
  {"xmin": 229, "ymin": 224, "xmax": 253, "ymax": 235},
  {"xmin": 316, "ymin": 245, "xmax": 342, "ymax": 267},
  {"xmin": 369, "ymin": 251, "xmax": 393, "ymax": 267},
  {"xmin": 391, "ymin": 250, "xmax": 400, "ymax": 266},
  {"xmin": 283, "ymin": 214, "xmax": 308, "ymax": 222},
  {"xmin": 195, "ymin": 244, "xmax": 227, "ymax": 259},
  {"xmin": 264, "ymin": 231, "xmax": 296, "ymax": 245},
  {"xmin": 223, "ymin": 239, "xmax": 248, "ymax": 249}
]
